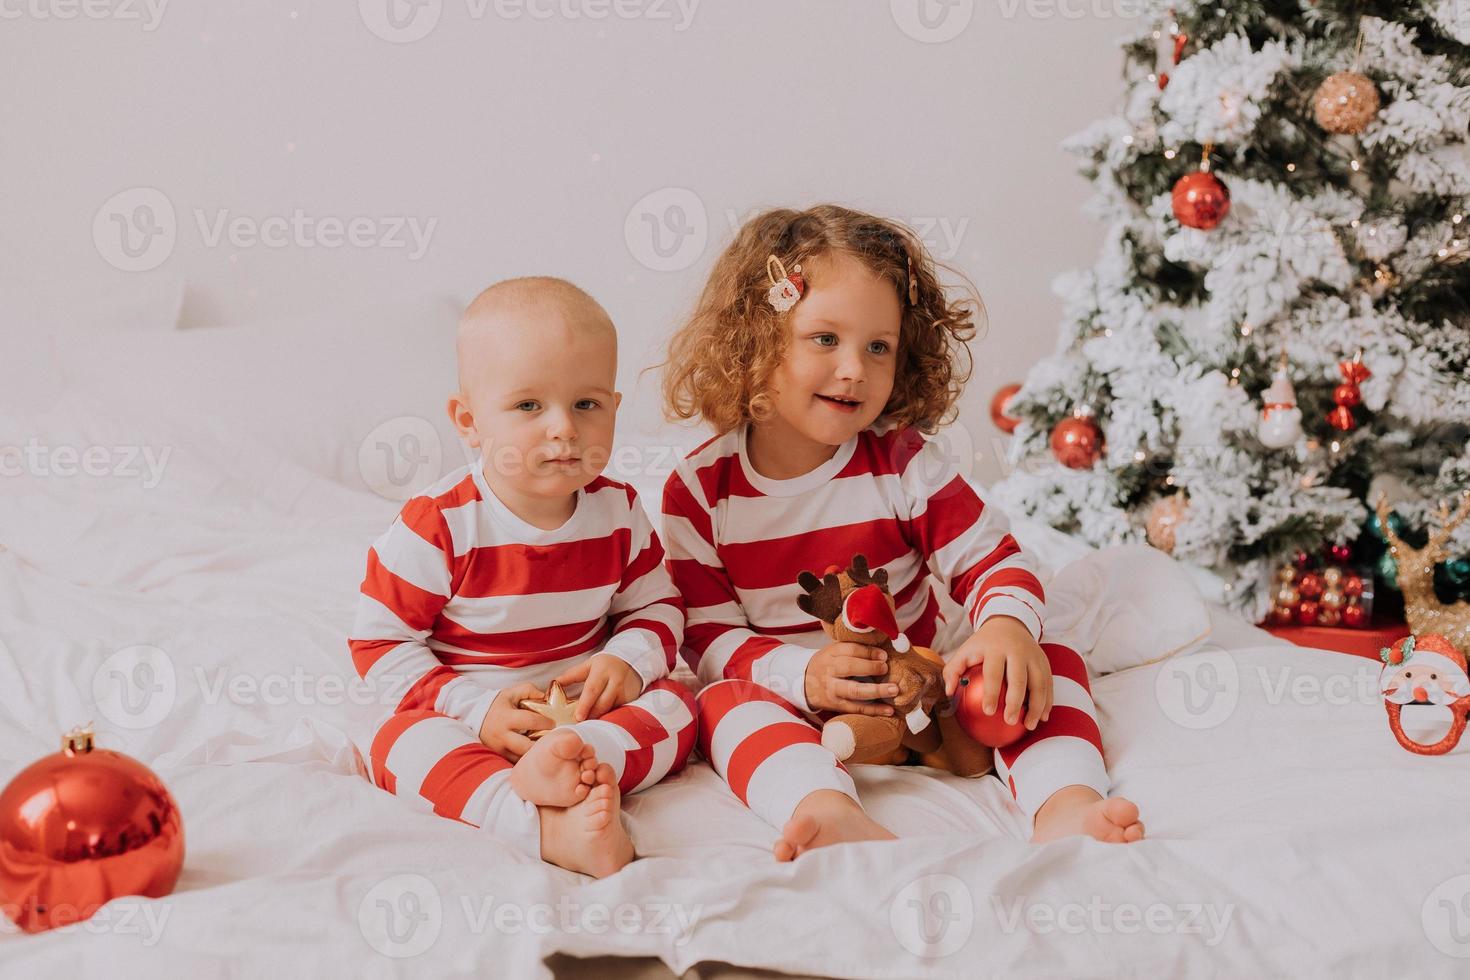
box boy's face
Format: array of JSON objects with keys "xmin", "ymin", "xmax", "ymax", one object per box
[
  {"xmin": 450, "ymin": 308, "xmax": 621, "ymax": 501},
  {"xmin": 770, "ymin": 251, "xmax": 900, "ymax": 447}
]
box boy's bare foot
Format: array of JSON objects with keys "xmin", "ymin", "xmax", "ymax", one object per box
[
  {"xmin": 510, "ymin": 728, "xmax": 598, "ymax": 807},
  {"xmin": 774, "ymin": 789, "xmax": 896, "ymax": 862},
  {"xmin": 538, "ymin": 763, "xmax": 634, "ymax": 878},
  {"xmin": 1031, "ymin": 785, "xmax": 1145, "ymax": 844}
]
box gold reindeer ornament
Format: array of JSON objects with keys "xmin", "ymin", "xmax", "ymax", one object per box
[{"xmin": 1375, "ymin": 492, "xmax": 1470, "ymax": 655}]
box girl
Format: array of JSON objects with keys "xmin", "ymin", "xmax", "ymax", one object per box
[{"xmin": 658, "ymin": 205, "xmax": 1144, "ymax": 860}]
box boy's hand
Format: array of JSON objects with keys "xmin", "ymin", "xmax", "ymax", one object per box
[
  {"xmin": 554, "ymin": 654, "xmax": 642, "ymax": 721},
  {"xmin": 478, "ymin": 683, "xmax": 553, "ymax": 760},
  {"xmin": 803, "ymin": 642, "xmax": 899, "ymax": 715},
  {"xmin": 941, "ymin": 617, "xmax": 1054, "ymax": 731}
]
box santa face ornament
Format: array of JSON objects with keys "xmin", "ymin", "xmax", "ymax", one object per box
[{"xmin": 1379, "ymin": 634, "xmax": 1470, "ymax": 755}]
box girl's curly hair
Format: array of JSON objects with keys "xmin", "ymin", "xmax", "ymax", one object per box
[{"xmin": 660, "ymin": 204, "xmax": 982, "ymax": 435}]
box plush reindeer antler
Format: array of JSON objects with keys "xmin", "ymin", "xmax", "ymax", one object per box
[
  {"xmin": 846, "ymin": 554, "xmax": 889, "ymax": 590},
  {"xmin": 797, "ymin": 570, "xmax": 844, "ymax": 623}
]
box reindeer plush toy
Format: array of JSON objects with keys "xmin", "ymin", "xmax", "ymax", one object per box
[{"xmin": 796, "ymin": 555, "xmax": 994, "ymax": 776}]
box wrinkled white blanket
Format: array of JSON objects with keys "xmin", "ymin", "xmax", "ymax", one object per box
[{"xmin": 1, "ymin": 403, "xmax": 1466, "ymax": 979}]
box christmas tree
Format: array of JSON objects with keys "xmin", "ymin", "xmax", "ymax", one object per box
[{"xmin": 993, "ymin": 1, "xmax": 1470, "ymax": 623}]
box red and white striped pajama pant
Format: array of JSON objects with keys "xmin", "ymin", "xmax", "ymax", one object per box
[
  {"xmin": 369, "ymin": 678, "xmax": 698, "ymax": 858},
  {"xmin": 695, "ymin": 640, "xmax": 1108, "ymax": 829}
]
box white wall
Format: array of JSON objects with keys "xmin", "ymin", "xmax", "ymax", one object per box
[{"xmin": 1, "ymin": 0, "xmax": 1139, "ymax": 482}]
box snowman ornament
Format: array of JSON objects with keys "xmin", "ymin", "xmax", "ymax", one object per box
[{"xmin": 1257, "ymin": 364, "xmax": 1303, "ymax": 449}]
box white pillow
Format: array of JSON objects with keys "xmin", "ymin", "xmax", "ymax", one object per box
[
  {"xmin": 1043, "ymin": 544, "xmax": 1214, "ymax": 674},
  {"xmin": 1, "ymin": 274, "xmax": 183, "ymax": 415},
  {"xmin": 46, "ymin": 293, "xmax": 472, "ymax": 498}
]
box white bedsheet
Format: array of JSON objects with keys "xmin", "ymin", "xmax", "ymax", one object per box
[{"xmin": 2, "ymin": 408, "xmax": 1467, "ymax": 979}]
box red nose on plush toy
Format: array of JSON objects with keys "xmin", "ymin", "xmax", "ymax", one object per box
[{"xmin": 842, "ymin": 585, "xmax": 899, "ymax": 639}]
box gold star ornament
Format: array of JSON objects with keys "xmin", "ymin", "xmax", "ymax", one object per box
[{"xmin": 518, "ymin": 681, "xmax": 580, "ymax": 738}]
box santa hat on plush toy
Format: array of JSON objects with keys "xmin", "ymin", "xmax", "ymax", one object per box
[
  {"xmin": 1380, "ymin": 634, "xmax": 1470, "ymax": 697},
  {"xmin": 841, "ymin": 583, "xmax": 911, "ymax": 652}
]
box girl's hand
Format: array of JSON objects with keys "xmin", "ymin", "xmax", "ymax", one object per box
[
  {"xmin": 554, "ymin": 654, "xmax": 642, "ymax": 720},
  {"xmin": 478, "ymin": 683, "xmax": 554, "ymax": 760},
  {"xmin": 803, "ymin": 642, "xmax": 899, "ymax": 715},
  {"xmin": 941, "ymin": 617, "xmax": 1054, "ymax": 731}
]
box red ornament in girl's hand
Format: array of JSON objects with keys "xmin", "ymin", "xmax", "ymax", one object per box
[{"xmin": 954, "ymin": 669, "xmax": 1027, "ymax": 748}]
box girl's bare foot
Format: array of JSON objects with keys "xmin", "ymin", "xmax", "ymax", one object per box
[
  {"xmin": 1031, "ymin": 785, "xmax": 1145, "ymax": 844},
  {"xmin": 774, "ymin": 789, "xmax": 896, "ymax": 861},
  {"xmin": 510, "ymin": 729, "xmax": 598, "ymax": 807},
  {"xmin": 537, "ymin": 763, "xmax": 634, "ymax": 878}
]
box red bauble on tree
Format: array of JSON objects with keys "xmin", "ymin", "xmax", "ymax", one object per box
[
  {"xmin": 1327, "ymin": 351, "xmax": 1371, "ymax": 432},
  {"xmin": 0, "ymin": 725, "xmax": 184, "ymax": 934},
  {"xmin": 989, "ymin": 382, "xmax": 1022, "ymax": 434},
  {"xmin": 1172, "ymin": 170, "xmax": 1231, "ymax": 230},
  {"xmin": 1050, "ymin": 413, "xmax": 1104, "ymax": 469}
]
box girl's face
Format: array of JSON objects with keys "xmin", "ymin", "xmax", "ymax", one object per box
[{"xmin": 768, "ymin": 251, "xmax": 901, "ymax": 448}]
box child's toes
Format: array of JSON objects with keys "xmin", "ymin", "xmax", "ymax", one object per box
[
  {"xmin": 1124, "ymin": 822, "xmax": 1145, "ymax": 843},
  {"xmin": 593, "ymin": 762, "xmax": 616, "ymax": 786},
  {"xmin": 1102, "ymin": 797, "xmax": 1139, "ymax": 829}
]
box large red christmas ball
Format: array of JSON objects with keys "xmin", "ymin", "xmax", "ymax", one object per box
[
  {"xmin": 1342, "ymin": 603, "xmax": 1367, "ymax": 628},
  {"xmin": 989, "ymin": 383, "xmax": 1022, "ymax": 434},
  {"xmin": 1295, "ymin": 600, "xmax": 1321, "ymax": 625},
  {"xmin": 0, "ymin": 726, "xmax": 184, "ymax": 934},
  {"xmin": 1171, "ymin": 171, "xmax": 1231, "ymax": 230},
  {"xmin": 954, "ymin": 669, "xmax": 1027, "ymax": 749},
  {"xmin": 1343, "ymin": 574, "xmax": 1365, "ymax": 598},
  {"xmin": 1050, "ymin": 416, "xmax": 1103, "ymax": 469}
]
